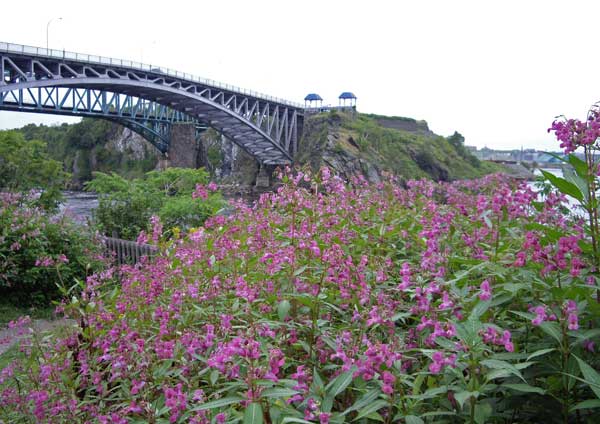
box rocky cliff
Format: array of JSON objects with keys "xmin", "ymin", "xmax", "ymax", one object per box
[
  {"xmin": 15, "ymin": 112, "xmax": 504, "ymax": 188},
  {"xmin": 294, "ymin": 110, "xmax": 504, "ymax": 183}
]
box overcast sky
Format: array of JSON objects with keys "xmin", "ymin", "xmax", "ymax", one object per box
[{"xmin": 1, "ymin": 0, "xmax": 599, "ymax": 150}]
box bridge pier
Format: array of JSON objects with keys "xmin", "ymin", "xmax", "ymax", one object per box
[
  {"xmin": 255, "ymin": 165, "xmax": 273, "ymax": 188},
  {"xmin": 167, "ymin": 123, "xmax": 199, "ymax": 168},
  {"xmin": 155, "ymin": 123, "xmax": 206, "ymax": 170}
]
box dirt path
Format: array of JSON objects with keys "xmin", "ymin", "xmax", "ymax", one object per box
[{"xmin": 0, "ymin": 319, "xmax": 74, "ymax": 356}]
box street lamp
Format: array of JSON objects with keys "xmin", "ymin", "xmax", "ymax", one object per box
[{"xmin": 46, "ymin": 17, "xmax": 62, "ymax": 51}]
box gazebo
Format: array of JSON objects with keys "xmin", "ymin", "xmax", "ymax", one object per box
[
  {"xmin": 338, "ymin": 92, "xmax": 357, "ymax": 107},
  {"xmin": 304, "ymin": 93, "xmax": 323, "ymax": 108}
]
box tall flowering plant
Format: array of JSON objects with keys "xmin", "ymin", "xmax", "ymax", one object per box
[
  {"xmin": 0, "ymin": 166, "xmax": 599, "ymax": 423},
  {"xmin": 548, "ymin": 104, "xmax": 600, "ymax": 281}
]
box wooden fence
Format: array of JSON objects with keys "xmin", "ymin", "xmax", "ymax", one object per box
[{"xmin": 102, "ymin": 236, "xmax": 158, "ymax": 265}]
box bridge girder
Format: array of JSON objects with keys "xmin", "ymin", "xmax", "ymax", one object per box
[
  {"xmin": 0, "ymin": 44, "xmax": 304, "ymax": 165},
  {"xmin": 0, "ymin": 86, "xmax": 194, "ymax": 152}
]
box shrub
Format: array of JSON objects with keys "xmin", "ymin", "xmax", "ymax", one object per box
[
  {"xmin": 86, "ymin": 168, "xmax": 224, "ymax": 240},
  {"xmin": 0, "ymin": 193, "xmax": 104, "ymax": 304}
]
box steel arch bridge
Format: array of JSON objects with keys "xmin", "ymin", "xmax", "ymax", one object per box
[{"xmin": 0, "ymin": 42, "xmax": 304, "ymax": 165}]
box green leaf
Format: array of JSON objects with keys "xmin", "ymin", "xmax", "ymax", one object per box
[
  {"xmin": 260, "ymin": 388, "xmax": 299, "ymax": 399},
  {"xmin": 353, "ymin": 400, "xmax": 389, "ymax": 421},
  {"xmin": 540, "ymin": 170, "xmax": 583, "ymax": 201},
  {"xmin": 405, "ymin": 416, "xmax": 425, "ymax": 424},
  {"xmin": 277, "ymin": 300, "xmax": 291, "ymax": 321},
  {"xmin": 342, "ymin": 388, "xmax": 380, "ymax": 415},
  {"xmin": 193, "ymin": 396, "xmax": 244, "ymax": 411},
  {"xmin": 570, "ymin": 399, "xmax": 600, "ymax": 411},
  {"xmin": 470, "ymin": 300, "xmax": 491, "ymax": 320},
  {"xmin": 563, "ymin": 165, "xmax": 589, "ymax": 202},
  {"xmin": 474, "ymin": 402, "xmax": 492, "ymax": 424},
  {"xmin": 454, "ymin": 391, "xmax": 479, "ymax": 409},
  {"xmin": 481, "ymin": 359, "xmax": 524, "ymax": 382},
  {"xmin": 209, "ymin": 369, "xmax": 219, "ymax": 385},
  {"xmin": 575, "ymin": 355, "xmax": 600, "ymax": 399},
  {"xmin": 243, "ymin": 403, "xmax": 264, "ymax": 424},
  {"xmin": 322, "ymin": 368, "xmax": 355, "ymax": 412},
  {"xmin": 567, "ymin": 153, "xmax": 589, "ymax": 179},
  {"xmin": 294, "ymin": 265, "xmax": 307, "ymax": 276},
  {"xmin": 539, "ymin": 322, "xmax": 562, "ymax": 344},
  {"xmin": 325, "ymin": 368, "xmax": 355, "ymax": 398},
  {"xmin": 502, "ymin": 383, "xmax": 545, "ymax": 395},
  {"xmin": 526, "ymin": 348, "xmax": 556, "ymax": 361},
  {"xmin": 281, "ymin": 419, "xmax": 315, "ymax": 424}
]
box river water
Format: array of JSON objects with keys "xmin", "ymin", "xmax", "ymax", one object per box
[
  {"xmin": 58, "ymin": 191, "xmax": 98, "ymax": 225},
  {"xmin": 58, "ymin": 169, "xmax": 580, "ymax": 224}
]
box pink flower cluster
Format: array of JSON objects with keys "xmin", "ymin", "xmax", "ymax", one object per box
[
  {"xmin": 0, "ymin": 167, "xmax": 595, "ymax": 422},
  {"xmin": 429, "ymin": 351, "xmax": 457, "ymax": 374},
  {"xmin": 481, "ymin": 327, "xmax": 514, "ymax": 352},
  {"xmin": 548, "ymin": 108, "xmax": 600, "ymax": 154}
]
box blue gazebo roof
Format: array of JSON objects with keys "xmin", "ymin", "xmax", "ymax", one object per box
[
  {"xmin": 338, "ymin": 92, "xmax": 357, "ymax": 99},
  {"xmin": 304, "ymin": 93, "xmax": 323, "ymax": 101}
]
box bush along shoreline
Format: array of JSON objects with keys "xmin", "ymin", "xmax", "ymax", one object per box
[
  {"xmin": 0, "ymin": 192, "xmax": 105, "ymax": 305},
  {"xmin": 2, "ymin": 106, "xmax": 600, "ymax": 423}
]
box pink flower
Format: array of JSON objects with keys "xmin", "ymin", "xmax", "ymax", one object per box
[
  {"xmin": 192, "ymin": 184, "xmax": 209, "ymax": 200},
  {"xmin": 502, "ymin": 330, "xmax": 514, "ymax": 352},
  {"xmin": 207, "ymin": 181, "xmax": 218, "ymax": 192},
  {"xmin": 319, "ymin": 412, "xmax": 331, "ymax": 424},
  {"xmin": 429, "ymin": 351, "xmax": 456, "ymax": 374},
  {"xmin": 136, "ymin": 231, "xmax": 148, "ymax": 244},
  {"xmin": 479, "ymin": 280, "xmax": 492, "ymax": 301},
  {"xmin": 438, "ymin": 291, "xmax": 454, "ymax": 310},
  {"xmin": 131, "ymin": 379, "xmax": 145, "ymax": 395},
  {"xmin": 531, "ymin": 306, "xmax": 547, "ymax": 326},
  {"xmin": 382, "ymin": 371, "xmax": 396, "ymax": 395},
  {"xmin": 564, "ymin": 300, "xmax": 579, "ymax": 331}
]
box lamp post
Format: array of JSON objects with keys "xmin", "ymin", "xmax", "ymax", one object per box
[{"xmin": 46, "ymin": 17, "xmax": 62, "ymax": 51}]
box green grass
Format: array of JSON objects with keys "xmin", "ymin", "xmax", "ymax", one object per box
[
  {"xmin": 0, "ymin": 343, "xmax": 24, "ymax": 370},
  {"xmin": 298, "ymin": 111, "xmax": 507, "ymax": 182}
]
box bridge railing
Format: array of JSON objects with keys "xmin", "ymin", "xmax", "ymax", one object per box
[{"xmin": 0, "ymin": 41, "xmax": 304, "ymax": 109}]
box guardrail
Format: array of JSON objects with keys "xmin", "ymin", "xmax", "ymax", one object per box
[
  {"xmin": 102, "ymin": 236, "xmax": 158, "ymax": 265},
  {"xmin": 0, "ymin": 41, "xmax": 304, "ymax": 109},
  {"xmin": 304, "ymin": 105, "xmax": 357, "ymax": 114}
]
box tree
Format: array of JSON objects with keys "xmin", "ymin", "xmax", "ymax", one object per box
[
  {"xmin": 447, "ymin": 131, "xmax": 480, "ymax": 168},
  {"xmin": 0, "ymin": 131, "xmax": 68, "ymax": 209}
]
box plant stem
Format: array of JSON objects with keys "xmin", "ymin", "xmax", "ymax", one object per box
[
  {"xmin": 469, "ymin": 396, "xmax": 476, "ymax": 424},
  {"xmin": 584, "ymin": 146, "xmax": 600, "ymax": 301}
]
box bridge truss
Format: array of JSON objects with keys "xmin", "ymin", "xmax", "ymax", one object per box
[
  {"xmin": 0, "ymin": 42, "xmax": 304, "ymax": 165},
  {"xmin": 0, "ymin": 86, "xmax": 198, "ymax": 152}
]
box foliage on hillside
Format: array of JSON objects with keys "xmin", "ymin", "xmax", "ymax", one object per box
[
  {"xmin": 85, "ymin": 168, "xmax": 224, "ymax": 240},
  {"xmin": 297, "ymin": 111, "xmax": 505, "ymax": 182},
  {"xmin": 16, "ymin": 119, "xmax": 158, "ymax": 186}
]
